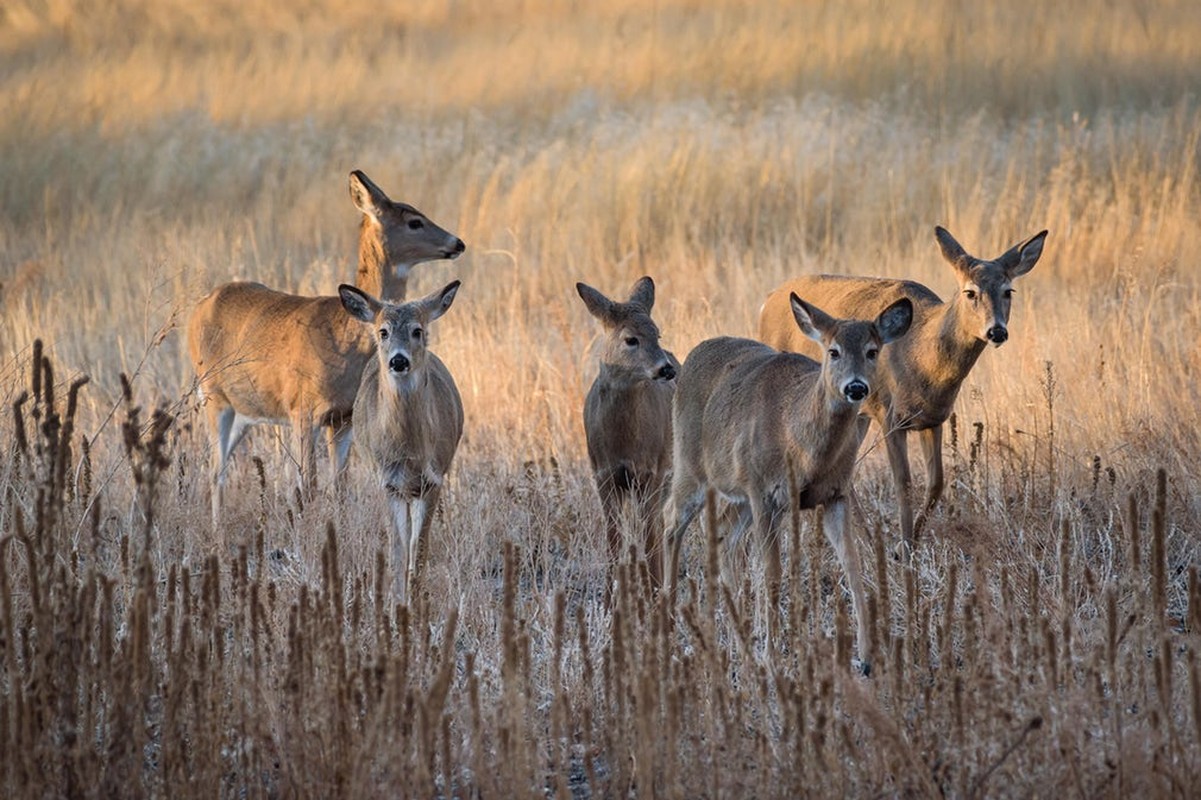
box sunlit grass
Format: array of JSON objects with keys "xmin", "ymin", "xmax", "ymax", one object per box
[{"xmin": 1, "ymin": 0, "xmax": 1200, "ymax": 795}]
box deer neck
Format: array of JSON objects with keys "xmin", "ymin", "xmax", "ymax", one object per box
[
  {"xmin": 789, "ymin": 375, "xmax": 859, "ymax": 458},
  {"xmin": 909, "ymin": 299, "xmax": 987, "ymax": 393},
  {"xmin": 357, "ymin": 220, "xmax": 411, "ymax": 302},
  {"xmin": 372, "ymin": 365, "xmax": 433, "ymax": 441}
]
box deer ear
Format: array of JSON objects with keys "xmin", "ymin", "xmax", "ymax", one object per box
[
  {"xmin": 339, "ymin": 284, "xmax": 379, "ymax": 323},
  {"xmin": 1004, "ymin": 230, "xmax": 1047, "ymax": 278},
  {"xmin": 627, "ymin": 276, "xmax": 656, "ymax": 313},
  {"xmin": 875, "ymin": 298, "xmax": 913, "ymax": 344},
  {"xmin": 349, "ymin": 170, "xmax": 389, "ymax": 220},
  {"xmin": 576, "ymin": 282, "xmax": 617, "ymax": 325},
  {"xmin": 789, "ymin": 293, "xmax": 834, "ymax": 343},
  {"xmin": 935, "ymin": 226, "xmax": 974, "ymax": 279},
  {"xmin": 424, "ymin": 280, "xmax": 461, "ymax": 322}
]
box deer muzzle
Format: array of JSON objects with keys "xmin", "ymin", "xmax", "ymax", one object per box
[
  {"xmin": 389, "ymin": 353, "xmax": 411, "ymax": 374},
  {"xmin": 844, "ymin": 380, "xmax": 869, "ymax": 403}
]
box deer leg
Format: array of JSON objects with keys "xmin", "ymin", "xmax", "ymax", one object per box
[
  {"xmin": 327, "ymin": 422, "xmax": 354, "ymax": 485},
  {"xmin": 634, "ymin": 474, "xmax": 668, "ymax": 594},
  {"xmin": 664, "ymin": 480, "xmax": 705, "ymax": 606},
  {"xmin": 291, "ymin": 414, "xmax": 319, "ymax": 502},
  {"xmin": 751, "ymin": 491, "xmax": 785, "ymax": 638},
  {"xmin": 207, "ymin": 404, "xmax": 252, "ymax": 525},
  {"xmin": 913, "ymin": 425, "xmax": 945, "ymax": 540},
  {"xmin": 823, "ymin": 497, "xmax": 871, "ymax": 674},
  {"xmin": 206, "ymin": 404, "xmax": 234, "ymax": 524},
  {"xmin": 389, "ymin": 495, "xmax": 412, "ymax": 603},
  {"xmin": 724, "ymin": 502, "xmax": 754, "ymax": 551},
  {"xmin": 408, "ymin": 491, "xmax": 435, "ymax": 604},
  {"xmin": 594, "ymin": 474, "xmax": 625, "ymax": 608},
  {"xmin": 597, "ymin": 473, "xmax": 627, "ymax": 568},
  {"xmin": 885, "ymin": 427, "xmax": 915, "ymax": 550}
]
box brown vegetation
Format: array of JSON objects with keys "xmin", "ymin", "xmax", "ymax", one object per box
[{"xmin": 1, "ymin": 0, "xmax": 1199, "ymax": 795}]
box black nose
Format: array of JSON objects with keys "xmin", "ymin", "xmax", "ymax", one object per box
[
  {"xmin": 389, "ymin": 354, "xmax": 410, "ymax": 373},
  {"xmin": 658, "ymin": 363, "xmax": 676, "ymax": 381},
  {"xmin": 448, "ymin": 239, "xmax": 466, "ymax": 257},
  {"xmin": 986, "ymin": 325, "xmax": 1008, "ymax": 344},
  {"xmin": 845, "ymin": 381, "xmax": 869, "ymax": 402}
]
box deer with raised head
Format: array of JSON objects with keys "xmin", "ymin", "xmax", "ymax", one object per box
[
  {"xmin": 758, "ymin": 226, "xmax": 1046, "ymax": 550},
  {"xmin": 338, "ymin": 280, "xmax": 463, "ymax": 603},
  {"xmin": 666, "ymin": 294, "xmax": 913, "ymax": 672},
  {"xmin": 577, "ymin": 276, "xmax": 678, "ymax": 598},
  {"xmin": 187, "ymin": 170, "xmax": 465, "ymax": 522}
]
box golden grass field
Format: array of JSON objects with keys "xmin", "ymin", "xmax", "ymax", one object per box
[{"xmin": 2, "ymin": 0, "xmax": 1200, "ymax": 795}]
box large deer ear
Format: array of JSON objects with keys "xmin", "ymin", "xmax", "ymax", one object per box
[
  {"xmin": 935, "ymin": 226, "xmax": 974, "ymax": 280},
  {"xmin": 875, "ymin": 298, "xmax": 913, "ymax": 344},
  {"xmin": 789, "ymin": 293, "xmax": 836, "ymax": 344},
  {"xmin": 1002, "ymin": 229, "xmax": 1047, "ymax": 278},
  {"xmin": 422, "ymin": 280, "xmax": 461, "ymax": 322},
  {"xmin": 627, "ymin": 276, "xmax": 656, "ymax": 313},
  {"xmin": 339, "ymin": 284, "xmax": 381, "ymax": 323},
  {"xmin": 576, "ymin": 282, "xmax": 618, "ymax": 326},
  {"xmin": 349, "ymin": 170, "xmax": 390, "ymax": 220}
]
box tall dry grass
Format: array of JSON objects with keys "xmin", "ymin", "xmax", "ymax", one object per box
[{"xmin": 1, "ymin": 0, "xmax": 1200, "ymax": 795}]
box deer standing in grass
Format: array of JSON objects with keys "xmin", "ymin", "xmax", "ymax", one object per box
[
  {"xmin": 577, "ymin": 277, "xmax": 678, "ymax": 598},
  {"xmin": 758, "ymin": 227, "xmax": 1046, "ymax": 550},
  {"xmin": 666, "ymin": 294, "xmax": 913, "ymax": 672},
  {"xmin": 187, "ymin": 171, "xmax": 465, "ymax": 522},
  {"xmin": 338, "ymin": 280, "xmax": 463, "ymax": 603}
]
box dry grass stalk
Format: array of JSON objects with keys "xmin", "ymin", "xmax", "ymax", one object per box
[{"xmin": 3, "ymin": 2, "xmax": 1201, "ymax": 794}]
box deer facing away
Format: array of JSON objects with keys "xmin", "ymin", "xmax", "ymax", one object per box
[
  {"xmin": 339, "ymin": 280, "xmax": 464, "ymax": 603},
  {"xmin": 757, "ymin": 226, "xmax": 1046, "ymax": 549},
  {"xmin": 666, "ymin": 293, "xmax": 913, "ymax": 672},
  {"xmin": 578, "ymin": 276, "xmax": 678, "ymax": 597},
  {"xmin": 187, "ymin": 170, "xmax": 464, "ymax": 522}
]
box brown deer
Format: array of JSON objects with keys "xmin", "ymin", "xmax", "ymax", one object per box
[
  {"xmin": 666, "ymin": 294, "xmax": 913, "ymax": 672},
  {"xmin": 338, "ymin": 280, "xmax": 464, "ymax": 603},
  {"xmin": 577, "ymin": 276, "xmax": 677, "ymax": 598},
  {"xmin": 187, "ymin": 170, "xmax": 464, "ymax": 522},
  {"xmin": 757, "ymin": 226, "xmax": 1046, "ymax": 550}
]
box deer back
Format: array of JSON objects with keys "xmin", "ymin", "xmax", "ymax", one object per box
[
  {"xmin": 681, "ymin": 295, "xmax": 912, "ymax": 506},
  {"xmin": 188, "ymin": 282, "xmax": 370, "ymax": 423}
]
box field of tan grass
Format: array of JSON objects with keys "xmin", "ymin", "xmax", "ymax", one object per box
[{"xmin": 2, "ymin": 0, "xmax": 1200, "ymax": 796}]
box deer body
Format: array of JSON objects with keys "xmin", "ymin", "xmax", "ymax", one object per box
[
  {"xmin": 340, "ymin": 281, "xmax": 463, "ymax": 603},
  {"xmin": 667, "ymin": 295, "xmax": 913, "ymax": 671},
  {"xmin": 578, "ymin": 277, "xmax": 677, "ymax": 595},
  {"xmin": 757, "ymin": 227, "xmax": 1046, "ymax": 548},
  {"xmin": 188, "ymin": 170, "xmax": 464, "ymax": 521}
]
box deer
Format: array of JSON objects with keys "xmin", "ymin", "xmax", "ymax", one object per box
[
  {"xmin": 757, "ymin": 226, "xmax": 1046, "ymax": 551},
  {"xmin": 187, "ymin": 170, "xmax": 465, "ymax": 522},
  {"xmin": 338, "ymin": 280, "xmax": 463, "ymax": 603},
  {"xmin": 665, "ymin": 293, "xmax": 913, "ymax": 673},
  {"xmin": 577, "ymin": 276, "xmax": 678, "ymax": 600}
]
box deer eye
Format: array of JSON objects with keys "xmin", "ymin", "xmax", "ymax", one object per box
[
  {"xmin": 964, "ymin": 289, "xmax": 977, "ymax": 301},
  {"xmin": 828, "ymin": 348, "xmax": 841, "ymax": 360},
  {"xmin": 379, "ymin": 328, "xmax": 389, "ymax": 340},
  {"xmin": 412, "ymin": 328, "xmax": 424, "ymax": 342},
  {"xmin": 1003, "ymin": 288, "xmax": 1014, "ymax": 299},
  {"xmin": 866, "ymin": 348, "xmax": 879, "ymax": 361},
  {"xmin": 407, "ymin": 218, "xmax": 425, "ymax": 230},
  {"xmin": 625, "ymin": 336, "xmax": 639, "ymax": 347}
]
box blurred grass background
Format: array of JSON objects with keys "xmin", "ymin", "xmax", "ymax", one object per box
[{"xmin": 1, "ymin": 1, "xmax": 1200, "ymax": 793}]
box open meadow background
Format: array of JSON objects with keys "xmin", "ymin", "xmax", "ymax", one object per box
[{"xmin": 2, "ymin": 0, "xmax": 1201, "ymax": 795}]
